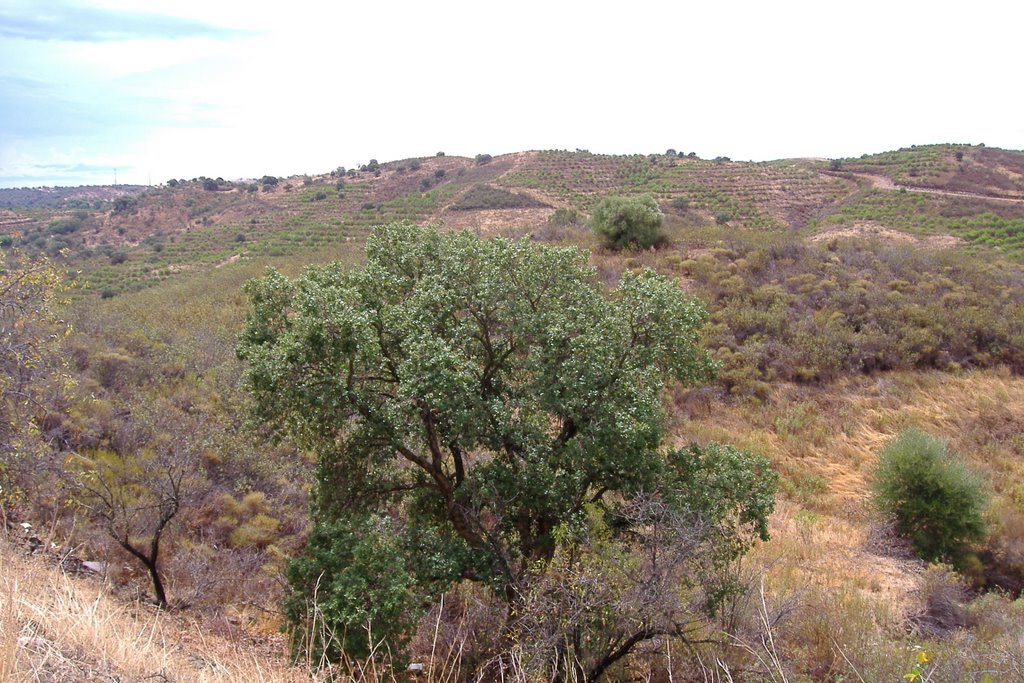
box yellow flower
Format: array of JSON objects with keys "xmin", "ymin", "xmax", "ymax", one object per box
[{"xmin": 916, "ymin": 650, "xmax": 930, "ymax": 665}]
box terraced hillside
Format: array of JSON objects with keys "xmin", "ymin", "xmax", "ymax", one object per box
[{"xmin": 1, "ymin": 144, "xmax": 1023, "ymax": 297}]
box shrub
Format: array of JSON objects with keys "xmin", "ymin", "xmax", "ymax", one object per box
[
  {"xmin": 591, "ymin": 194, "xmax": 666, "ymax": 250},
  {"xmin": 872, "ymin": 427, "xmax": 987, "ymax": 567},
  {"xmin": 475, "ymin": 153, "xmax": 493, "ymax": 165},
  {"xmin": 671, "ymin": 197, "xmax": 690, "ymax": 212},
  {"xmin": 434, "ymin": 169, "xmax": 446, "ymax": 179},
  {"xmin": 260, "ymin": 176, "xmax": 279, "ymax": 187},
  {"xmin": 715, "ymin": 211, "xmax": 732, "ymax": 224},
  {"xmin": 547, "ymin": 207, "xmax": 581, "ymax": 227}
]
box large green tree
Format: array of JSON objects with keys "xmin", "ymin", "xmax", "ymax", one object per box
[{"xmin": 238, "ymin": 222, "xmax": 775, "ymax": 677}]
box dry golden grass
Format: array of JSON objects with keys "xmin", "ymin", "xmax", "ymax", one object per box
[
  {"xmin": 0, "ymin": 538, "xmax": 307, "ymax": 683},
  {"xmin": 675, "ymin": 368, "xmax": 1024, "ymax": 625}
]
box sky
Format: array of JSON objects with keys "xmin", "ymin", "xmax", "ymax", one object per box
[{"xmin": 1, "ymin": 0, "xmax": 1022, "ymax": 188}]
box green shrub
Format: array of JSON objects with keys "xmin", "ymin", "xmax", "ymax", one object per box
[
  {"xmin": 547, "ymin": 207, "xmax": 581, "ymax": 227},
  {"xmin": 872, "ymin": 427, "xmax": 987, "ymax": 567},
  {"xmin": 670, "ymin": 197, "xmax": 690, "ymax": 212},
  {"xmin": 591, "ymin": 194, "xmax": 665, "ymax": 250}
]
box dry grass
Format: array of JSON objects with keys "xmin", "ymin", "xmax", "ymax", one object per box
[
  {"xmin": 0, "ymin": 538, "xmax": 306, "ymax": 682},
  {"xmin": 675, "ymin": 368, "xmax": 1024, "ymax": 629}
]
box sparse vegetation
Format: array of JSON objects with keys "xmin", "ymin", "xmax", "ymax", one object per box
[{"xmin": 449, "ymin": 184, "xmax": 549, "ymax": 211}]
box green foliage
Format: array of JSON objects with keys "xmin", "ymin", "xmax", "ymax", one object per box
[
  {"xmin": 547, "ymin": 207, "xmax": 581, "ymax": 227},
  {"xmin": 112, "ymin": 196, "xmax": 137, "ymax": 214},
  {"xmin": 475, "ymin": 153, "xmax": 492, "ymax": 165},
  {"xmin": 284, "ymin": 513, "xmax": 421, "ymax": 664},
  {"xmin": 238, "ymin": 222, "xmax": 747, "ymax": 668},
  {"xmin": 670, "ymin": 196, "xmax": 690, "ymax": 212},
  {"xmin": 590, "ymin": 194, "xmax": 666, "ymax": 249},
  {"xmin": 872, "ymin": 427, "xmax": 988, "ymax": 566},
  {"xmin": 0, "ymin": 251, "xmax": 70, "ymax": 502}
]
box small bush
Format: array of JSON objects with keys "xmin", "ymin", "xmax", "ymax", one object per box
[
  {"xmin": 671, "ymin": 197, "xmax": 690, "ymax": 212},
  {"xmin": 872, "ymin": 427, "xmax": 987, "ymax": 567},
  {"xmin": 715, "ymin": 211, "xmax": 732, "ymax": 224},
  {"xmin": 434, "ymin": 169, "xmax": 446, "ymax": 179},
  {"xmin": 547, "ymin": 207, "xmax": 581, "ymax": 227},
  {"xmin": 475, "ymin": 153, "xmax": 493, "ymax": 165},
  {"xmin": 591, "ymin": 194, "xmax": 665, "ymax": 250}
]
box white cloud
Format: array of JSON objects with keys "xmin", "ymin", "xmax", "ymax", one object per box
[{"xmin": 1, "ymin": 0, "xmax": 1022, "ymax": 186}]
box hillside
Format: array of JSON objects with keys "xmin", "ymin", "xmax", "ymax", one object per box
[
  {"xmin": 4, "ymin": 143, "xmax": 1024, "ymax": 682},
  {"xmin": 1, "ymin": 144, "xmax": 1021, "ymax": 299}
]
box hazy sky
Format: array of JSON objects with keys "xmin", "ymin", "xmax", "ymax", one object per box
[{"xmin": 1, "ymin": 0, "xmax": 1021, "ymax": 188}]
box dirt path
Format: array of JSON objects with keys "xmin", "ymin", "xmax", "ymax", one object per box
[{"xmin": 847, "ymin": 172, "xmax": 1024, "ymax": 203}]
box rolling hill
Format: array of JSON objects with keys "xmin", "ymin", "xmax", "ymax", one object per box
[{"xmin": 4, "ymin": 143, "xmax": 1024, "ymax": 682}]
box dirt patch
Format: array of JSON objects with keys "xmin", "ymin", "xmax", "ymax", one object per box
[
  {"xmin": 215, "ymin": 254, "xmax": 241, "ymax": 268},
  {"xmin": 809, "ymin": 222, "xmax": 962, "ymax": 249},
  {"xmin": 439, "ymin": 207, "xmax": 555, "ymax": 234}
]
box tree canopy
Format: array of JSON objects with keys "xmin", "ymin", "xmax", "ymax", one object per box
[{"xmin": 238, "ymin": 222, "xmax": 775, "ymax": 675}]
